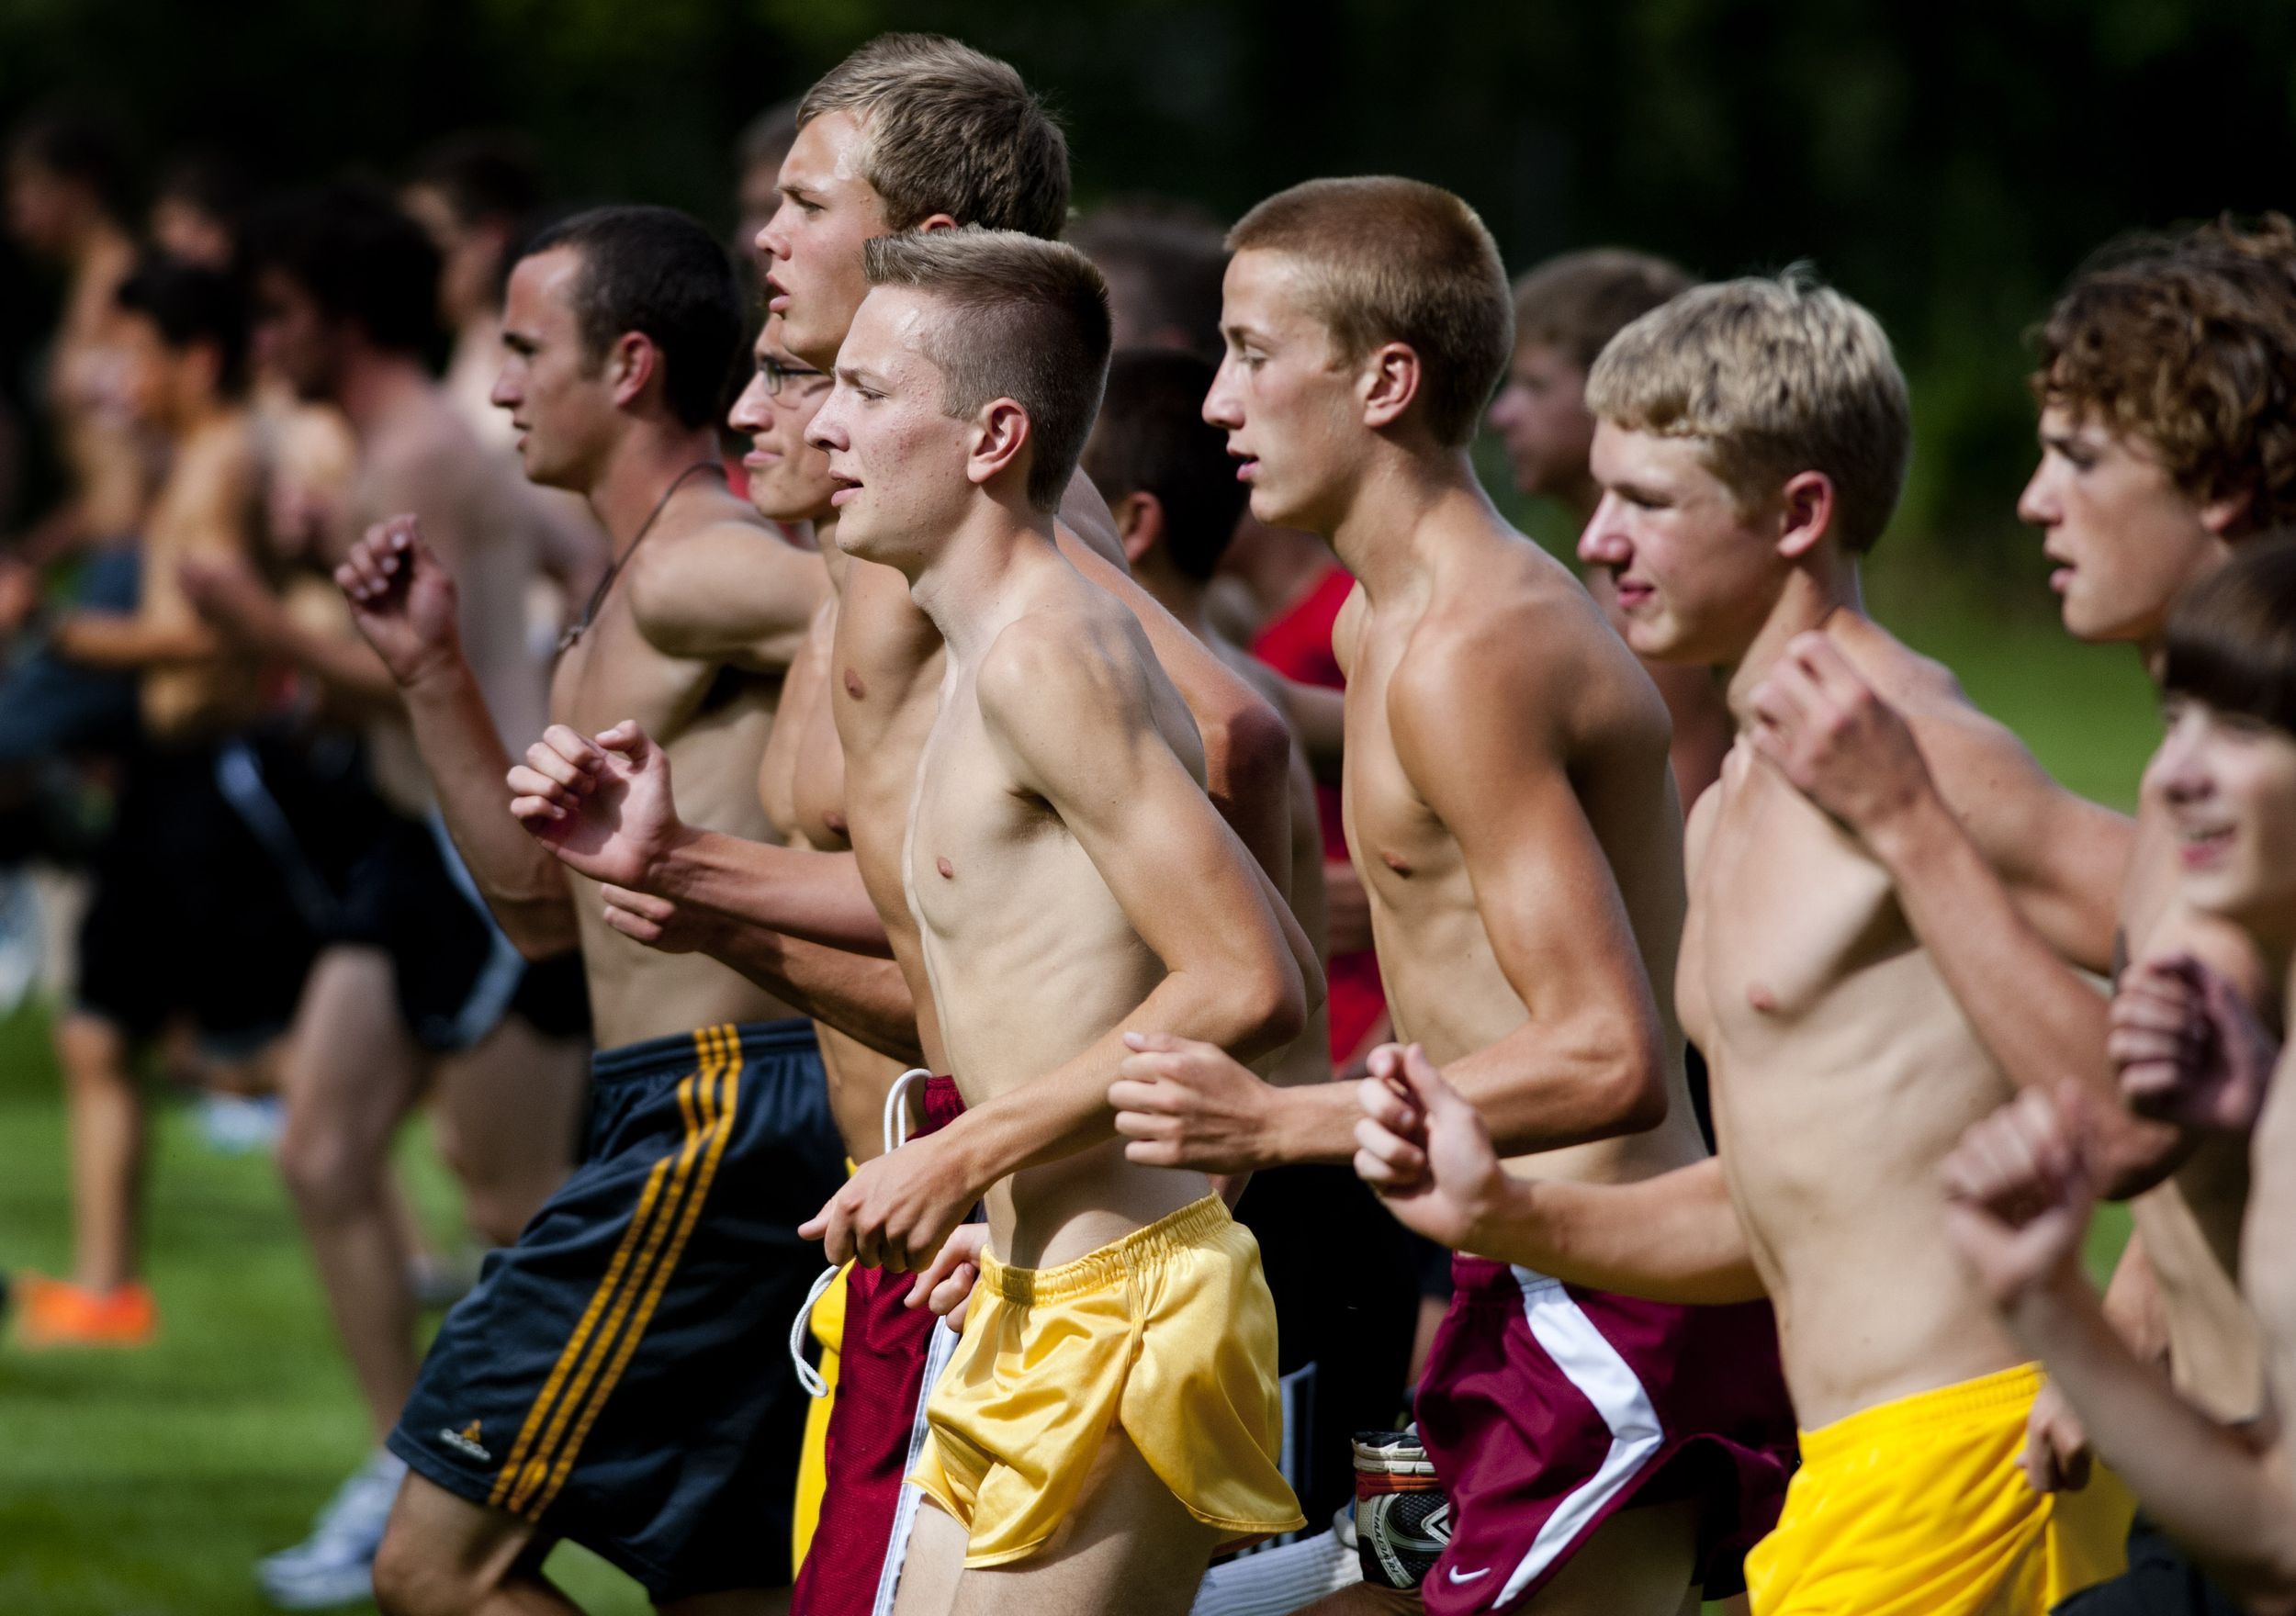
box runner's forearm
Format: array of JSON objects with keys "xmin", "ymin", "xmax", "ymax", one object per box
[
  {"xmin": 402, "ymin": 656, "xmax": 577, "ymax": 957},
  {"xmin": 1874, "ymin": 789, "xmax": 2184, "ymax": 1195},
  {"xmin": 2009, "ymin": 1268, "xmax": 2296, "ymax": 1602},
  {"xmin": 1469, "ymin": 1160, "xmax": 1765, "ymax": 1305},
  {"xmin": 697, "ymin": 916, "xmax": 923, "ymax": 1066},
  {"xmin": 650, "ymin": 829, "xmax": 893, "ymax": 958}
]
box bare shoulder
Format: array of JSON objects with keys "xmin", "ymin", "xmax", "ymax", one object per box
[
  {"xmin": 1395, "ymin": 528, "xmax": 1661, "ymax": 750},
  {"xmin": 979, "ymin": 596, "xmax": 1149, "ymax": 731},
  {"xmin": 1829, "ymin": 612, "xmax": 2040, "ymax": 774}
]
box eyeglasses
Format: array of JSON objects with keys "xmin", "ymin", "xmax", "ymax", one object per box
[{"xmin": 761, "ymin": 357, "xmax": 830, "ymax": 398}]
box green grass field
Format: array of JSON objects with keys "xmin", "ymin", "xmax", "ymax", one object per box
[{"xmin": 0, "ymin": 598, "xmax": 2157, "ymax": 1615}]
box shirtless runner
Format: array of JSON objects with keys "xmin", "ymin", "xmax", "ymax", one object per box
[
  {"xmin": 1109, "ymin": 178, "xmax": 1791, "ymax": 1616},
  {"xmin": 502, "ymin": 37, "xmax": 1302, "ymax": 1616},
  {"xmin": 338, "ymin": 204, "xmax": 842, "ymax": 1615},
  {"xmin": 1350, "ymin": 271, "xmax": 2138, "ymax": 1614},
  {"xmin": 819, "ymin": 224, "xmax": 1310, "ymax": 1616}
]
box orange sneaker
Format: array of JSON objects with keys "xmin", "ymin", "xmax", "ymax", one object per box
[{"xmin": 17, "ymin": 1273, "xmax": 158, "ymax": 1346}]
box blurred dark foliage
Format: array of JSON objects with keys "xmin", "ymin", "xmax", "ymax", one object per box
[{"xmin": 3, "ymin": 0, "xmax": 2290, "ymax": 583}]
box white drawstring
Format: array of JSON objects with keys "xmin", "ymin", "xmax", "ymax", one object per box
[
  {"xmin": 788, "ymin": 1263, "xmax": 841, "ymax": 1398},
  {"xmin": 882, "ymin": 1067, "xmax": 933, "ymax": 1154},
  {"xmin": 790, "ymin": 1070, "xmax": 938, "ymax": 1398}
]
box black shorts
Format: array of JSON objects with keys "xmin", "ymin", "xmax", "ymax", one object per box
[
  {"xmin": 75, "ymin": 738, "xmax": 321, "ymax": 1048},
  {"xmin": 2054, "ymin": 1513, "xmax": 2244, "ymax": 1616},
  {"xmin": 219, "ymin": 733, "xmax": 591, "ymax": 1052},
  {"xmin": 1235, "ymin": 1160, "xmax": 1423, "ymax": 1527},
  {"xmin": 388, "ymin": 1019, "xmax": 844, "ymax": 1600}
]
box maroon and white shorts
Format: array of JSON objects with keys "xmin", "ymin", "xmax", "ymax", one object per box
[
  {"xmin": 790, "ymin": 1074, "xmax": 967, "ymax": 1616},
  {"xmin": 1413, "ymin": 1255, "xmax": 1797, "ymax": 1615}
]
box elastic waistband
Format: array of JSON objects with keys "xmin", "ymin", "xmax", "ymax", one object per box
[
  {"xmin": 1797, "ymin": 1362, "xmax": 2043, "ymax": 1467},
  {"xmin": 590, "ymin": 1017, "xmax": 817, "ymax": 1086},
  {"xmin": 979, "ymin": 1194, "xmax": 1232, "ymax": 1304}
]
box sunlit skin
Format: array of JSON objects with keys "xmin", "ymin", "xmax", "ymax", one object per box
[
  {"xmin": 805, "ymin": 287, "xmax": 981, "ymax": 575},
  {"xmin": 1204, "ymin": 250, "xmax": 1369, "ymax": 536},
  {"xmin": 1487, "ymin": 341, "xmax": 1597, "ymax": 509},
  {"xmin": 756, "ymin": 111, "xmax": 951, "ymax": 372},
  {"xmin": 2017, "ymin": 403, "xmax": 2240, "ymax": 652},
  {"xmin": 1579, "ymin": 421, "xmax": 1794, "ymax": 668},
  {"xmin": 491, "ymin": 246, "xmax": 625, "ymax": 490},
  {"xmin": 726, "ymin": 328, "xmax": 838, "ymax": 523},
  {"xmin": 2148, "ymin": 698, "xmax": 2296, "ymax": 955}
]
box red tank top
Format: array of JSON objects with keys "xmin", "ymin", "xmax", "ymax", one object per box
[{"xmin": 1250, "ymin": 566, "xmax": 1388, "ymax": 1064}]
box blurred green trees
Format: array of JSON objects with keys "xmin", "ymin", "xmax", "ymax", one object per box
[{"xmin": 4, "ymin": 0, "xmax": 2290, "ymax": 579}]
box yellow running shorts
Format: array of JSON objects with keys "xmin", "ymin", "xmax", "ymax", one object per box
[
  {"xmin": 1744, "ymin": 1362, "xmax": 2133, "ymax": 1614},
  {"xmin": 907, "ymin": 1194, "xmax": 1306, "ymax": 1566}
]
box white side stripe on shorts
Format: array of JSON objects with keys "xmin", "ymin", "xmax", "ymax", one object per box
[
  {"xmin": 873, "ymin": 1314, "xmax": 962, "ymax": 1616},
  {"xmin": 1496, "ymin": 1267, "xmax": 1664, "ymax": 1608}
]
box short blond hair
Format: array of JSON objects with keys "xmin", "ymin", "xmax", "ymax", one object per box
[
  {"xmin": 1586, "ymin": 271, "xmax": 1909, "ymax": 554},
  {"xmin": 1227, "ymin": 176, "xmax": 1512, "ymax": 447},
  {"xmin": 863, "ymin": 229, "xmax": 1111, "ymax": 511},
  {"xmin": 799, "ymin": 34, "xmax": 1069, "ymax": 241}
]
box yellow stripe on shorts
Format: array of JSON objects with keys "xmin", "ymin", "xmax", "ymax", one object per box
[{"xmin": 489, "ymin": 1026, "xmax": 736, "ymax": 1516}]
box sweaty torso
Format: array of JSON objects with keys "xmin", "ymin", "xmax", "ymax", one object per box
[
  {"xmin": 551, "ymin": 489, "xmax": 802, "ymax": 1049},
  {"xmin": 2120, "ymin": 797, "xmax": 2268, "ymax": 1422},
  {"xmin": 1337, "ymin": 532, "xmax": 1703, "ymax": 1184},
  {"xmin": 1685, "ymin": 628, "xmax": 2029, "ymax": 1429},
  {"xmin": 906, "ymin": 578, "xmax": 1211, "ymax": 1271},
  {"xmin": 761, "ymin": 580, "xmax": 911, "ymax": 1160}
]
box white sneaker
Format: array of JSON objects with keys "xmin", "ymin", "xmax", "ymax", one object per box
[{"xmin": 256, "ymin": 1448, "xmax": 407, "ymax": 1610}]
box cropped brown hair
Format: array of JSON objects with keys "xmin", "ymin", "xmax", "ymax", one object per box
[
  {"xmin": 1587, "ymin": 270, "xmax": 1910, "ymax": 555},
  {"xmin": 2034, "ymin": 216, "xmax": 2296, "ymax": 533},
  {"xmin": 799, "ymin": 34, "xmax": 1070, "ymax": 242},
  {"xmin": 1226, "ymin": 177, "xmax": 1513, "ymax": 447},
  {"xmin": 863, "ymin": 230, "xmax": 1111, "ymax": 511},
  {"xmin": 1513, "ymin": 249, "xmax": 1694, "ymax": 372},
  {"xmin": 2163, "ymin": 533, "xmax": 2296, "ymax": 736}
]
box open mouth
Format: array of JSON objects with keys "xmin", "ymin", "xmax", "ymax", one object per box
[
  {"xmin": 1614, "ymin": 578, "xmax": 1656, "ymax": 610},
  {"xmin": 2177, "ymin": 822, "xmax": 2235, "ymax": 868},
  {"xmin": 827, "ymin": 472, "xmax": 861, "ymax": 508},
  {"xmin": 764, "ymin": 274, "xmax": 792, "ymax": 314}
]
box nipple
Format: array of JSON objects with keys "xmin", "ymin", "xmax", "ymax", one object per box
[
  {"xmin": 1380, "ymin": 849, "xmax": 1412, "ymax": 876},
  {"xmin": 843, "ymin": 668, "xmax": 867, "ymax": 700},
  {"xmin": 823, "ymin": 809, "xmax": 849, "ymax": 836},
  {"xmin": 936, "ymin": 857, "xmax": 954, "ymax": 880},
  {"xmin": 1746, "ymin": 982, "xmax": 1780, "ymax": 1015}
]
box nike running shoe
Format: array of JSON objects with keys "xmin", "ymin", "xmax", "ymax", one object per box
[{"xmin": 1352, "ymin": 1425, "xmax": 1450, "ymax": 1589}]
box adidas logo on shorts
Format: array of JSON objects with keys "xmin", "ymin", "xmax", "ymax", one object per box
[
  {"xmin": 438, "ymin": 1420, "xmax": 492, "ymax": 1463},
  {"xmin": 1352, "ymin": 1426, "xmax": 1451, "ymax": 1589}
]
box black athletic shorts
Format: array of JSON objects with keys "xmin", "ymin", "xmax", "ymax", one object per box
[
  {"xmin": 76, "ymin": 738, "xmax": 321, "ymax": 1048},
  {"xmin": 2054, "ymin": 1513, "xmax": 2244, "ymax": 1616},
  {"xmin": 217, "ymin": 733, "xmax": 591, "ymax": 1052},
  {"xmin": 1235, "ymin": 1160, "xmax": 1423, "ymax": 1527},
  {"xmin": 388, "ymin": 1019, "xmax": 844, "ymax": 1600}
]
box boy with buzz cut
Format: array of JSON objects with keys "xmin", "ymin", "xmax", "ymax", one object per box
[
  {"xmin": 1349, "ymin": 269, "xmax": 2142, "ymax": 1614},
  {"xmin": 805, "ymin": 228, "xmax": 1312, "ymax": 1614},
  {"xmin": 1486, "ymin": 248, "xmax": 1731, "ymax": 812},
  {"xmin": 1116, "ymin": 177, "xmax": 1795, "ymax": 1616}
]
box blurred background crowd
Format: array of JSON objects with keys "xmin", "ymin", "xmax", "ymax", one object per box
[{"xmin": 0, "ymin": 2, "xmax": 2279, "ymax": 1611}]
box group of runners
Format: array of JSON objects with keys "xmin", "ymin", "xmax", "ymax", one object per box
[{"xmin": 6, "ymin": 28, "xmax": 2296, "ymax": 1616}]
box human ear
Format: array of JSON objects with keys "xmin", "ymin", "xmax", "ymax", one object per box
[
  {"xmin": 1774, "ymin": 470, "xmax": 1837, "ymax": 560},
  {"xmin": 967, "ymin": 398, "xmax": 1032, "ymax": 490},
  {"xmin": 1360, "ymin": 342, "xmax": 1422, "ymax": 431},
  {"xmin": 1112, "ymin": 489, "xmax": 1165, "ymax": 567}
]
